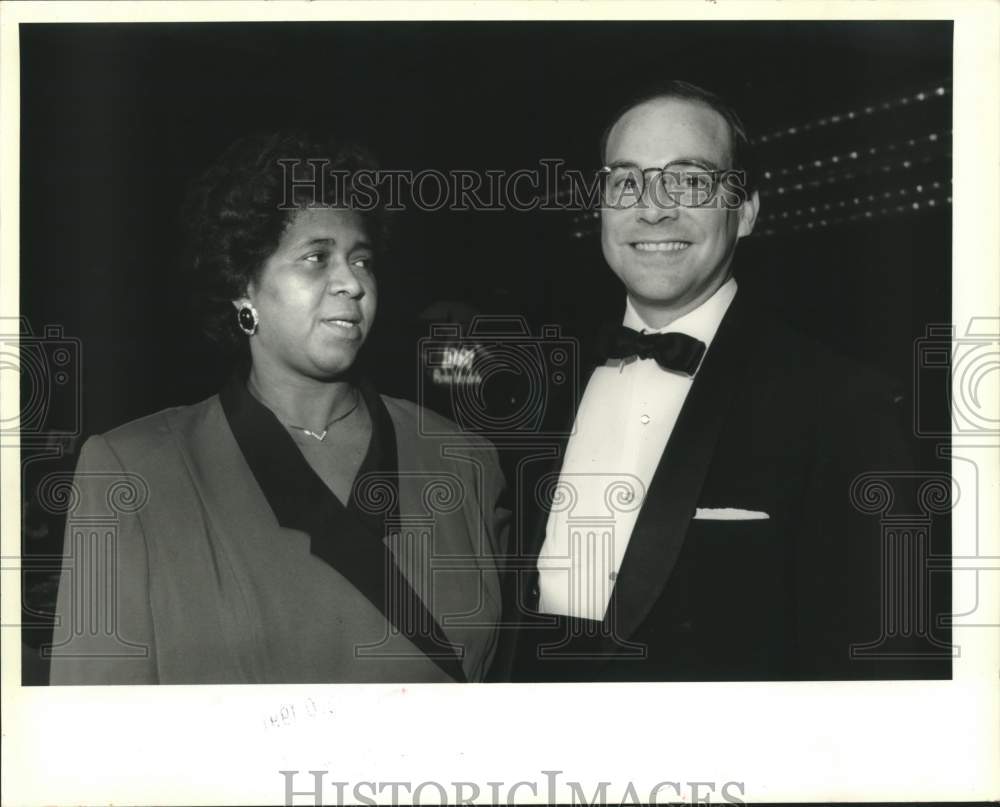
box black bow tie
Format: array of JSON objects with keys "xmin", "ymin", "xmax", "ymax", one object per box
[{"xmin": 598, "ymin": 325, "xmax": 707, "ymax": 376}]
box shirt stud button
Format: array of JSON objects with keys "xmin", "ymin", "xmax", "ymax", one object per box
[{"xmin": 640, "ymin": 414, "xmax": 651, "ymax": 425}]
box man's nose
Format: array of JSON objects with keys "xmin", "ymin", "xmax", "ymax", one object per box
[{"xmin": 636, "ymin": 178, "xmax": 679, "ymax": 225}]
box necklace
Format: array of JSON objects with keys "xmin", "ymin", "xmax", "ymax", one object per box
[
  {"xmin": 286, "ymin": 392, "xmax": 361, "ymax": 441},
  {"xmin": 248, "ymin": 379, "xmax": 361, "ymax": 442}
]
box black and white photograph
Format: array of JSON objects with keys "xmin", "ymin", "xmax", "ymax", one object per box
[{"xmin": 3, "ymin": 2, "xmax": 998, "ymax": 805}]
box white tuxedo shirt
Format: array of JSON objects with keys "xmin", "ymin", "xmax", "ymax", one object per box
[{"xmin": 536, "ymin": 279, "xmax": 737, "ymax": 620}]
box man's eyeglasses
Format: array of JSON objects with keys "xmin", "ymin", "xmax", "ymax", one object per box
[{"xmin": 598, "ymin": 161, "xmax": 744, "ymax": 209}]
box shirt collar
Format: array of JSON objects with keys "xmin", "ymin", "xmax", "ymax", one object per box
[{"xmin": 623, "ymin": 277, "xmax": 738, "ymax": 348}]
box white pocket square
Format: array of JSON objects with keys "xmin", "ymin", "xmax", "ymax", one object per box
[{"xmin": 694, "ymin": 507, "xmax": 770, "ymax": 521}]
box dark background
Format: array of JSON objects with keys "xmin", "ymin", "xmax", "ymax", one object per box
[{"xmin": 19, "ymin": 21, "xmax": 953, "ymax": 681}]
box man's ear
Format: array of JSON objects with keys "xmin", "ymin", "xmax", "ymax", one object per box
[{"xmin": 736, "ymin": 189, "xmax": 760, "ymax": 238}]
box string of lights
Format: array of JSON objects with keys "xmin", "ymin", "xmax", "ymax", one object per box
[
  {"xmin": 762, "ymin": 131, "xmax": 949, "ymax": 181},
  {"xmin": 758, "ymin": 194, "xmax": 951, "ymax": 237},
  {"xmin": 756, "ymin": 82, "xmax": 950, "ymax": 144},
  {"xmin": 759, "ymin": 180, "xmax": 951, "ymax": 221},
  {"xmin": 765, "ymin": 155, "xmax": 950, "ymax": 197}
]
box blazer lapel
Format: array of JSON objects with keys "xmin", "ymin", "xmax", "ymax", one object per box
[
  {"xmin": 219, "ymin": 373, "xmax": 468, "ymax": 682},
  {"xmin": 605, "ymin": 292, "xmax": 756, "ymax": 641}
]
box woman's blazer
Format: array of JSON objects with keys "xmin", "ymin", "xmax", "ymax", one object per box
[{"xmin": 49, "ymin": 377, "xmax": 509, "ymax": 684}]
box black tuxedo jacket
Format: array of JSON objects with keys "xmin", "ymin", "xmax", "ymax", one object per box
[{"xmin": 496, "ymin": 291, "xmax": 949, "ymax": 682}]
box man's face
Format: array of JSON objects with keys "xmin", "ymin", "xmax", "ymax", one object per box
[{"xmin": 600, "ymin": 97, "xmax": 759, "ymax": 327}]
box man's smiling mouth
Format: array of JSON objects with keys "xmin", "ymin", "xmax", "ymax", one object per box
[{"xmin": 631, "ymin": 241, "xmax": 692, "ymax": 252}]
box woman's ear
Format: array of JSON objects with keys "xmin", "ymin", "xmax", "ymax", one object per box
[{"xmin": 231, "ymin": 282, "xmax": 255, "ymax": 312}]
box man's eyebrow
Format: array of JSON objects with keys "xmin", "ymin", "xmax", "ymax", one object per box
[
  {"xmin": 669, "ymin": 157, "xmax": 724, "ymax": 171},
  {"xmin": 605, "ymin": 159, "xmax": 641, "ymax": 170},
  {"xmin": 604, "ymin": 157, "xmax": 725, "ymax": 170}
]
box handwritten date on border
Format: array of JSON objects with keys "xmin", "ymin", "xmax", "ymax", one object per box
[{"xmin": 262, "ymin": 696, "xmax": 336, "ymax": 731}]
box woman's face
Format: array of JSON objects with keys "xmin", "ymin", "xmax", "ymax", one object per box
[{"xmin": 239, "ymin": 207, "xmax": 377, "ymax": 381}]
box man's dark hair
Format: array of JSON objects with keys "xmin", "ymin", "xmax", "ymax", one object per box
[
  {"xmin": 599, "ymin": 80, "xmax": 759, "ymax": 195},
  {"xmin": 181, "ymin": 130, "xmax": 387, "ymax": 352}
]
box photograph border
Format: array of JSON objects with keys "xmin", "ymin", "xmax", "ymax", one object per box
[{"xmin": 2, "ymin": 1, "xmax": 997, "ymax": 805}]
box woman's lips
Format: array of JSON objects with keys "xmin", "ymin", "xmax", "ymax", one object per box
[{"xmin": 320, "ymin": 318, "xmax": 362, "ymax": 337}]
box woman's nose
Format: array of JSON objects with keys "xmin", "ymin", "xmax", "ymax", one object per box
[{"xmin": 327, "ymin": 259, "xmax": 364, "ymax": 297}]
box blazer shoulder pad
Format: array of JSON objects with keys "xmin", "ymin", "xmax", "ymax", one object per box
[{"xmin": 98, "ymin": 395, "xmax": 219, "ymax": 467}]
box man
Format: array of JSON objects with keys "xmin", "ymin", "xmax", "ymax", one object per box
[{"xmin": 501, "ymin": 81, "xmax": 945, "ymax": 682}]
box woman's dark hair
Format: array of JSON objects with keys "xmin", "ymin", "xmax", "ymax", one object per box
[
  {"xmin": 598, "ymin": 80, "xmax": 759, "ymax": 195},
  {"xmin": 181, "ymin": 130, "xmax": 387, "ymax": 351}
]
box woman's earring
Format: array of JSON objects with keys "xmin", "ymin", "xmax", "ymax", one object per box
[{"xmin": 237, "ymin": 303, "xmax": 259, "ymax": 336}]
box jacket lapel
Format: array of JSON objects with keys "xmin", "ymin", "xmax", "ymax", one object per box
[
  {"xmin": 605, "ymin": 292, "xmax": 756, "ymax": 641},
  {"xmin": 219, "ymin": 373, "xmax": 468, "ymax": 682}
]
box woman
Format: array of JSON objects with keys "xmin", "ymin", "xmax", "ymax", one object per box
[{"xmin": 49, "ymin": 132, "xmax": 509, "ymax": 684}]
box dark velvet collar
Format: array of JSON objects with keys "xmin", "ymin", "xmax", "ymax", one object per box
[{"xmin": 219, "ymin": 372, "xmax": 467, "ymax": 682}]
